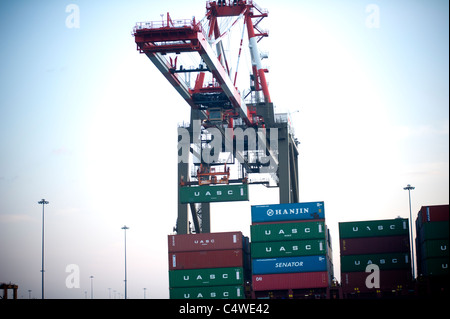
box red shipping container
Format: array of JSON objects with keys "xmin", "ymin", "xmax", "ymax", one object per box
[
  {"xmin": 168, "ymin": 232, "xmax": 245, "ymax": 252},
  {"xmin": 340, "ymin": 235, "xmax": 410, "ymax": 256},
  {"xmin": 341, "ymin": 269, "xmax": 412, "ymax": 294},
  {"xmin": 252, "ymin": 272, "xmax": 329, "ymax": 291},
  {"xmin": 169, "ymin": 249, "xmax": 246, "ymax": 270},
  {"xmin": 417, "ymin": 205, "xmax": 449, "ymax": 228}
]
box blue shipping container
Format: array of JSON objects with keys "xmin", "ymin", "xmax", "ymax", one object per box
[
  {"xmin": 251, "ymin": 202, "xmax": 325, "ymax": 223},
  {"xmin": 252, "ymin": 255, "xmax": 328, "ymax": 275}
]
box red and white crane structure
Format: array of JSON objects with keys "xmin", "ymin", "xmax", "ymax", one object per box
[
  {"xmin": 133, "ymin": 0, "xmax": 272, "ymax": 128},
  {"xmin": 133, "ymin": 1, "xmax": 299, "ymax": 234}
]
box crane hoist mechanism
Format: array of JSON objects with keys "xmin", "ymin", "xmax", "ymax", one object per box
[{"xmin": 180, "ymin": 163, "xmax": 248, "ymax": 186}]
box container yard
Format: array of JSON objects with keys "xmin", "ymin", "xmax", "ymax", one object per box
[
  {"xmin": 166, "ymin": 205, "xmax": 448, "ymax": 299},
  {"xmin": 131, "ymin": 0, "xmax": 449, "ymax": 300}
]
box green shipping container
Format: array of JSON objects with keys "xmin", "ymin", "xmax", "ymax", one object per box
[
  {"xmin": 339, "ymin": 218, "xmax": 408, "ymax": 239},
  {"xmin": 251, "ymin": 221, "xmax": 325, "ymax": 242},
  {"xmin": 251, "ymin": 239, "xmax": 327, "ymax": 258},
  {"xmin": 180, "ymin": 184, "xmax": 249, "ymax": 203},
  {"xmin": 419, "ymin": 239, "xmax": 449, "ymax": 259},
  {"xmin": 420, "ymin": 258, "xmax": 449, "ymax": 276},
  {"xmin": 170, "ymin": 285, "xmax": 245, "ymax": 299},
  {"xmin": 418, "ymin": 221, "xmax": 449, "ymax": 242},
  {"xmin": 340, "ymin": 252, "xmax": 410, "ymax": 272},
  {"xmin": 169, "ymin": 267, "xmax": 244, "ymax": 288}
]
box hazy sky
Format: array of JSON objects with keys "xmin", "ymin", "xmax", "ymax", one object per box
[{"xmin": 0, "ymin": 0, "xmax": 448, "ymax": 299}]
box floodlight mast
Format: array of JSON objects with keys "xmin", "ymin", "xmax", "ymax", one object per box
[{"xmin": 38, "ymin": 199, "xmax": 49, "ymax": 299}]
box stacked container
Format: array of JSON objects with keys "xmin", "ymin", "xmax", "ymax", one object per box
[
  {"xmin": 415, "ymin": 205, "xmax": 449, "ymax": 295},
  {"xmin": 339, "ymin": 218, "xmax": 412, "ymax": 297},
  {"xmin": 250, "ymin": 202, "xmax": 333, "ymax": 298},
  {"xmin": 168, "ymin": 231, "xmax": 251, "ymax": 299}
]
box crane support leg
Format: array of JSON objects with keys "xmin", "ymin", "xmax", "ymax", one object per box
[
  {"xmin": 278, "ymin": 123, "xmax": 299, "ymax": 203},
  {"xmin": 177, "ymin": 160, "xmax": 189, "ymax": 234}
]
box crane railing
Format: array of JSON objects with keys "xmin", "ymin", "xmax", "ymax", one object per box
[{"xmin": 133, "ymin": 18, "xmax": 205, "ymax": 35}]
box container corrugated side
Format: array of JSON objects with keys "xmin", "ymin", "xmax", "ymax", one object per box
[
  {"xmin": 169, "ymin": 267, "xmax": 244, "ymax": 288},
  {"xmin": 418, "ymin": 239, "xmax": 449, "ymax": 260},
  {"xmin": 341, "ymin": 269, "xmax": 412, "ymax": 294},
  {"xmin": 340, "ymin": 235, "xmax": 410, "ymax": 256},
  {"xmin": 419, "ymin": 257, "xmax": 449, "ymax": 276},
  {"xmin": 251, "ymin": 239, "xmax": 326, "ymax": 258},
  {"xmin": 340, "ymin": 252, "xmax": 411, "ymax": 272},
  {"xmin": 168, "ymin": 231, "xmax": 244, "ymax": 252},
  {"xmin": 339, "ymin": 218, "xmax": 408, "ymax": 239},
  {"xmin": 169, "ymin": 249, "xmax": 246, "ymax": 270},
  {"xmin": 251, "ymin": 221, "xmax": 325, "ymax": 242},
  {"xmin": 251, "ymin": 219, "xmax": 325, "ymax": 226},
  {"xmin": 252, "ymin": 255, "xmax": 328, "ymax": 275},
  {"xmin": 252, "ymin": 271, "xmax": 330, "ymax": 291},
  {"xmin": 251, "ymin": 202, "xmax": 325, "ymax": 223},
  {"xmin": 418, "ymin": 221, "xmax": 449, "ymax": 242},
  {"xmin": 169, "ymin": 285, "xmax": 245, "ymax": 299}
]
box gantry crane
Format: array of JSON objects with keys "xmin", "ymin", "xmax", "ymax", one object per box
[{"xmin": 133, "ymin": 0, "xmax": 299, "ymax": 234}]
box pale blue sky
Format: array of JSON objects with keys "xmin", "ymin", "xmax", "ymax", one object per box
[{"xmin": 0, "ymin": 0, "xmax": 448, "ymax": 298}]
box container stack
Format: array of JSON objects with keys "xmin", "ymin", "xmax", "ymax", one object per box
[
  {"xmin": 339, "ymin": 218, "xmax": 412, "ymax": 298},
  {"xmin": 168, "ymin": 231, "xmax": 251, "ymax": 299},
  {"xmin": 250, "ymin": 202, "xmax": 333, "ymax": 299},
  {"xmin": 415, "ymin": 205, "xmax": 449, "ymax": 295}
]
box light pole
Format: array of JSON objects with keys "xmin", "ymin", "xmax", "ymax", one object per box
[
  {"xmin": 90, "ymin": 275, "xmax": 94, "ymax": 299},
  {"xmin": 38, "ymin": 199, "xmax": 49, "ymax": 299},
  {"xmin": 121, "ymin": 225, "xmax": 129, "ymax": 299},
  {"xmin": 403, "ymin": 184, "xmax": 415, "ymax": 280}
]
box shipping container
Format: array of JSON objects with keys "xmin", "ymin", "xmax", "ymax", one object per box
[
  {"xmin": 417, "ymin": 221, "xmax": 449, "ymax": 242},
  {"xmin": 416, "ymin": 205, "xmax": 449, "ymax": 229},
  {"xmin": 340, "ymin": 252, "xmax": 411, "ymax": 272},
  {"xmin": 251, "ymin": 202, "xmax": 325, "ymax": 223},
  {"xmin": 252, "ymin": 255, "xmax": 328, "ymax": 275},
  {"xmin": 168, "ymin": 232, "xmax": 246, "ymax": 252},
  {"xmin": 418, "ymin": 258, "xmax": 449, "ymax": 276},
  {"xmin": 169, "ymin": 249, "xmax": 248, "ymax": 270},
  {"xmin": 251, "ymin": 219, "xmax": 325, "ymax": 226},
  {"xmin": 251, "ymin": 239, "xmax": 326, "ymax": 259},
  {"xmin": 179, "ymin": 184, "xmax": 249, "ymax": 203},
  {"xmin": 341, "ymin": 269, "xmax": 412, "ymax": 294},
  {"xmin": 339, "ymin": 218, "xmax": 408, "ymax": 239},
  {"xmin": 170, "ymin": 285, "xmax": 245, "ymax": 299},
  {"xmin": 251, "ymin": 221, "xmax": 325, "ymax": 242},
  {"xmin": 340, "ymin": 235, "xmax": 410, "ymax": 256},
  {"xmin": 252, "ymin": 271, "xmax": 330, "ymax": 291},
  {"xmin": 169, "ymin": 267, "xmax": 244, "ymax": 288},
  {"xmin": 419, "ymin": 239, "xmax": 449, "ymax": 260}
]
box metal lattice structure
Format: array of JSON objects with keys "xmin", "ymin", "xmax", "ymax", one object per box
[{"xmin": 133, "ymin": 0, "xmax": 299, "ymax": 234}]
